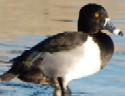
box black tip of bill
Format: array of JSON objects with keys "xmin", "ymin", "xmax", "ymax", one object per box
[
  {"xmin": 113, "ymin": 29, "xmax": 123, "ymax": 36},
  {"xmin": 118, "ymin": 31, "xmax": 123, "ymax": 36}
]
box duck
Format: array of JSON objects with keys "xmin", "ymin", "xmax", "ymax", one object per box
[{"xmin": 0, "ymin": 3, "xmax": 123, "ymax": 96}]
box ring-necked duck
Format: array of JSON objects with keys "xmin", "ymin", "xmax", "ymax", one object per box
[{"xmin": 0, "ymin": 3, "xmax": 123, "ymax": 95}]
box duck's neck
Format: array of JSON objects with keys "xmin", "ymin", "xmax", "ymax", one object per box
[{"xmin": 78, "ymin": 25, "xmax": 99, "ymax": 34}]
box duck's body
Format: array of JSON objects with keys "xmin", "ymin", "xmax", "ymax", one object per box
[
  {"xmin": 0, "ymin": 3, "xmax": 123, "ymax": 95},
  {"xmin": 37, "ymin": 32, "xmax": 113, "ymax": 83},
  {"xmin": 19, "ymin": 31, "xmax": 113, "ymax": 82}
]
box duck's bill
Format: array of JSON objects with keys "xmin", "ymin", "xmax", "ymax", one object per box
[{"xmin": 103, "ymin": 18, "xmax": 123, "ymax": 36}]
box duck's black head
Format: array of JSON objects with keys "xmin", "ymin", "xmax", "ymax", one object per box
[{"xmin": 78, "ymin": 3, "xmax": 123, "ymax": 36}]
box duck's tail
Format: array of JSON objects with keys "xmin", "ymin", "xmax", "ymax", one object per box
[{"xmin": 0, "ymin": 59, "xmax": 18, "ymax": 82}]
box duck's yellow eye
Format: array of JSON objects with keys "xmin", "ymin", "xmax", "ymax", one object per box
[{"xmin": 94, "ymin": 12, "xmax": 100, "ymax": 18}]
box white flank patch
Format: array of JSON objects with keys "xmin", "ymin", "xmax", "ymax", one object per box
[
  {"xmin": 41, "ymin": 36, "xmax": 101, "ymax": 85},
  {"xmin": 65, "ymin": 36, "xmax": 101, "ymax": 83}
]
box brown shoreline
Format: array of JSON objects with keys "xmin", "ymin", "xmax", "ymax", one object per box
[
  {"xmin": 0, "ymin": 0, "xmax": 124, "ymax": 36},
  {"xmin": 0, "ymin": 0, "xmax": 124, "ymax": 51}
]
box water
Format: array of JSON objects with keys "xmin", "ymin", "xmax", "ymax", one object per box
[{"xmin": 0, "ymin": 0, "xmax": 125, "ymax": 96}]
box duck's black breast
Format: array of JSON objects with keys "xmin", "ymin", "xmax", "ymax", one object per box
[{"xmin": 92, "ymin": 32, "xmax": 114, "ymax": 69}]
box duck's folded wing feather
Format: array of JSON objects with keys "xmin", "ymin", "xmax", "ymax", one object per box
[{"xmin": 13, "ymin": 32, "xmax": 87, "ymax": 62}]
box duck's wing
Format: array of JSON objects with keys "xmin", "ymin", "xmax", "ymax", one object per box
[{"xmin": 13, "ymin": 32, "xmax": 87, "ymax": 62}]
